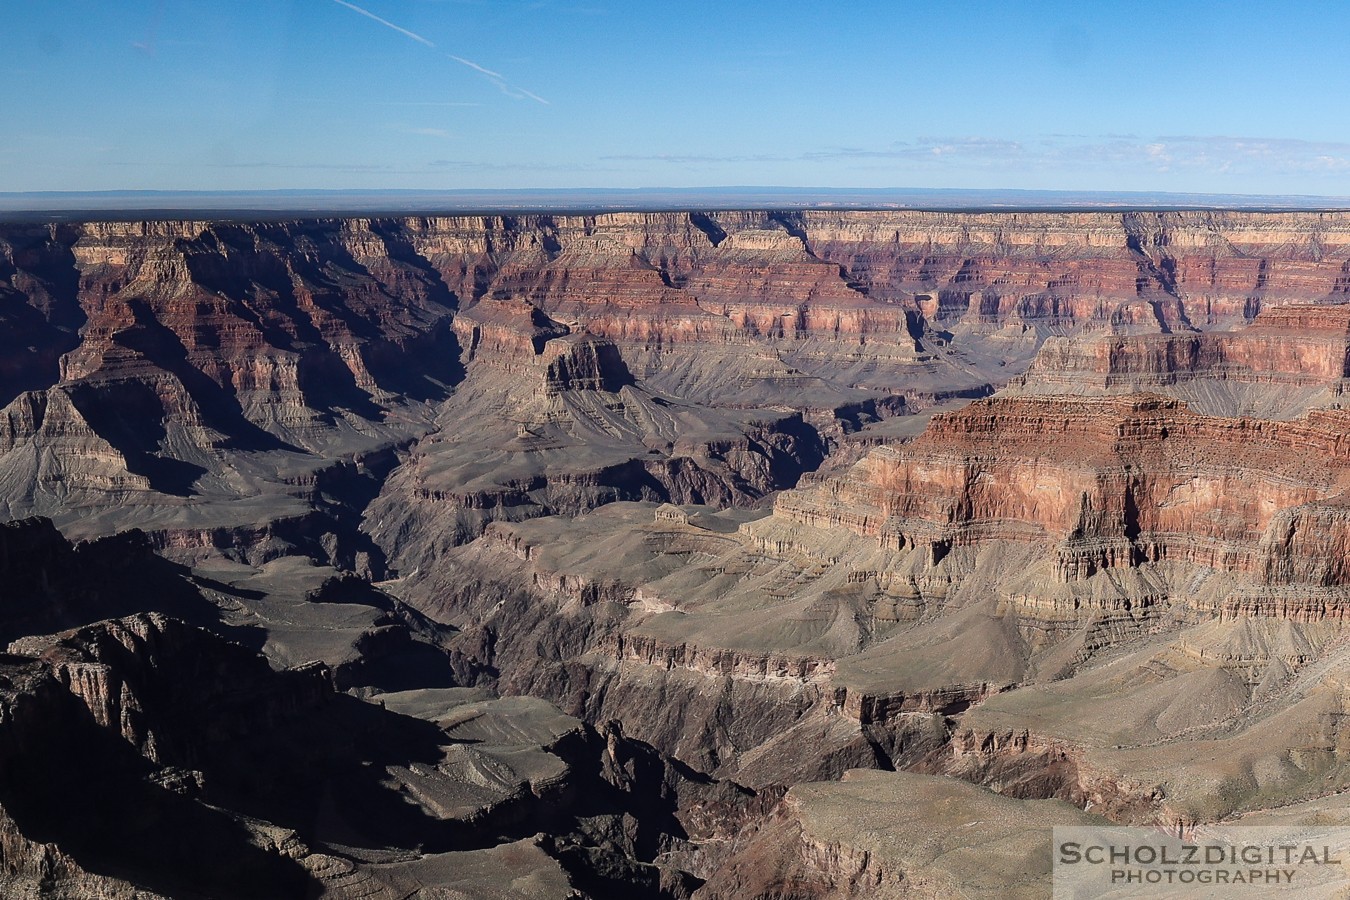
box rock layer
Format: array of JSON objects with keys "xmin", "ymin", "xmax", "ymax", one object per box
[
  {"xmin": 9, "ymin": 209, "xmax": 1350, "ymax": 546},
  {"xmin": 1019, "ymin": 301, "xmax": 1350, "ymax": 418},
  {"xmin": 778, "ymin": 392, "xmax": 1350, "ymax": 595}
]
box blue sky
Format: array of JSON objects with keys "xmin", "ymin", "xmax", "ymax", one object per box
[{"xmin": 5, "ymin": 0, "xmax": 1350, "ymax": 196}]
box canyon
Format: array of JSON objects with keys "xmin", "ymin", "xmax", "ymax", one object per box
[{"xmin": 5, "ymin": 209, "xmax": 1350, "ymax": 896}]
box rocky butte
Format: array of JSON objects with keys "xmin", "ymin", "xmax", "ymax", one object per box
[{"xmin": 4, "ymin": 209, "xmax": 1350, "ymax": 895}]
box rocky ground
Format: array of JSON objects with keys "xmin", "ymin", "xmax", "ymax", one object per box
[{"xmin": 5, "ymin": 210, "xmax": 1350, "ymax": 896}]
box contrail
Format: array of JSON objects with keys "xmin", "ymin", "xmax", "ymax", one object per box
[
  {"xmin": 450, "ymin": 54, "xmax": 549, "ymax": 105},
  {"xmin": 448, "ymin": 55, "xmax": 503, "ymax": 80},
  {"xmin": 331, "ymin": 0, "xmax": 435, "ymax": 47},
  {"xmin": 331, "ymin": 1, "xmax": 548, "ymax": 105},
  {"xmin": 517, "ymin": 88, "xmax": 550, "ymax": 106}
]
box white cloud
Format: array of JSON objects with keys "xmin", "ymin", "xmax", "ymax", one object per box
[
  {"xmin": 604, "ymin": 134, "xmax": 1350, "ymax": 183},
  {"xmin": 401, "ymin": 127, "xmax": 454, "ymax": 139}
]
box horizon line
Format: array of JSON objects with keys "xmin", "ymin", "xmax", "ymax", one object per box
[{"xmin": 4, "ymin": 185, "xmax": 1350, "ymax": 221}]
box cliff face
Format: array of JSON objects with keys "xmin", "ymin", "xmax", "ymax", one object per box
[
  {"xmin": 404, "ymin": 209, "xmax": 1350, "ymax": 334},
  {"xmin": 62, "ymin": 219, "xmax": 459, "ymax": 436},
  {"xmin": 9, "ymin": 612, "xmax": 332, "ymax": 767},
  {"xmin": 0, "ymin": 516, "xmax": 218, "ymax": 644},
  {"xmin": 0, "ymin": 519, "xmax": 782, "ymax": 899},
  {"xmin": 3, "ymin": 210, "xmax": 1349, "ymax": 555},
  {"xmin": 1017, "ymin": 302, "xmax": 1350, "ymax": 420},
  {"xmin": 0, "ymin": 613, "xmax": 329, "ymax": 898},
  {"xmin": 757, "ymin": 209, "xmax": 1350, "ymax": 348},
  {"xmin": 0, "ymin": 219, "xmax": 464, "ymax": 571},
  {"xmin": 776, "ymin": 393, "xmax": 1350, "ymax": 593},
  {"xmin": 9, "ymin": 210, "xmax": 1350, "ymax": 401}
]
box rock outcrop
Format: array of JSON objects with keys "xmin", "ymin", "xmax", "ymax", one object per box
[
  {"xmin": 1018, "ymin": 301, "xmax": 1350, "ymax": 418},
  {"xmin": 695, "ymin": 769, "xmax": 1101, "ymax": 899},
  {"xmin": 0, "ymin": 522, "xmax": 777, "ymax": 899},
  {"xmin": 776, "ymin": 392, "xmax": 1350, "ymax": 597}
]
